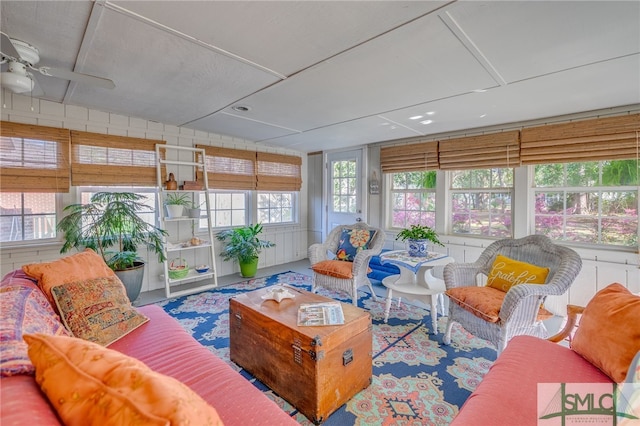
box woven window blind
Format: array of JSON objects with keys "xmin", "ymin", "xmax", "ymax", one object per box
[
  {"xmin": 520, "ymin": 113, "xmax": 640, "ymax": 164},
  {"xmin": 0, "ymin": 121, "xmax": 71, "ymax": 192},
  {"xmin": 196, "ymin": 145, "xmax": 256, "ymax": 190},
  {"xmin": 256, "ymin": 152, "xmax": 302, "ymax": 191},
  {"xmin": 439, "ymin": 130, "xmax": 521, "ymax": 170},
  {"xmin": 380, "ymin": 141, "xmax": 439, "ymax": 172},
  {"xmin": 70, "ymin": 131, "xmax": 164, "ymax": 186}
]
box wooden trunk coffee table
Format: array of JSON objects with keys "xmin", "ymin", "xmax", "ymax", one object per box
[{"xmin": 229, "ymin": 285, "xmax": 372, "ymax": 424}]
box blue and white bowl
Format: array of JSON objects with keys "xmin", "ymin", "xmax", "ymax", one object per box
[{"xmin": 195, "ymin": 265, "xmax": 209, "ymax": 273}]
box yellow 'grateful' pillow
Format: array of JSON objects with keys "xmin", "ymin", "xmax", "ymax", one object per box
[{"xmin": 486, "ymin": 254, "xmax": 550, "ymax": 292}]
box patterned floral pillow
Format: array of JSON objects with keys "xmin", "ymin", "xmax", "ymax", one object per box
[
  {"xmin": 51, "ymin": 276, "xmax": 148, "ymax": 346},
  {"xmin": 0, "ymin": 270, "xmax": 70, "ymax": 377},
  {"xmin": 336, "ymin": 228, "xmax": 377, "ymax": 262}
]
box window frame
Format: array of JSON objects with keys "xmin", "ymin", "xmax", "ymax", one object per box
[
  {"xmin": 0, "ymin": 192, "xmax": 60, "ymax": 245},
  {"xmin": 256, "ymin": 191, "xmax": 297, "ymax": 225},
  {"xmin": 204, "ymin": 190, "xmax": 250, "ymax": 229},
  {"xmin": 448, "ymin": 168, "xmax": 514, "ymax": 238},
  {"xmin": 78, "ymin": 186, "xmax": 159, "ymax": 229},
  {"xmin": 531, "ymin": 160, "xmax": 639, "ymax": 248},
  {"xmin": 387, "ymin": 171, "xmax": 437, "ymax": 230}
]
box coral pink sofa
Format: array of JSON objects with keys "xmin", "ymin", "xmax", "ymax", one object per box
[
  {"xmin": 450, "ymin": 335, "xmax": 613, "ymax": 425},
  {"xmin": 452, "ymin": 283, "xmax": 640, "ymax": 426},
  {"xmin": 0, "ymin": 270, "xmax": 297, "ymax": 425}
]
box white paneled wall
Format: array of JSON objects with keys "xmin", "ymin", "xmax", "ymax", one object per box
[
  {"xmin": 306, "ymin": 152, "xmax": 323, "ymax": 247},
  {"xmin": 382, "ymin": 231, "xmax": 640, "ymax": 315},
  {"xmin": 0, "ymin": 90, "xmax": 308, "ymax": 292}
]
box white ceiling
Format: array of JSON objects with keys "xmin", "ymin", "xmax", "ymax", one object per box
[{"xmin": 1, "ymin": 1, "xmax": 638, "ymax": 153}]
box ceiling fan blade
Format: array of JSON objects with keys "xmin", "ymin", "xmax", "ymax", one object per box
[
  {"xmin": 38, "ymin": 66, "xmax": 115, "ymax": 89},
  {"xmin": 29, "ymin": 73, "xmax": 45, "ymax": 97},
  {"xmin": 0, "ymin": 32, "xmax": 20, "ymax": 59}
]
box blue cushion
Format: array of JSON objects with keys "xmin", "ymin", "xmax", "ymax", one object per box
[{"xmin": 336, "ymin": 228, "xmax": 377, "ymax": 261}]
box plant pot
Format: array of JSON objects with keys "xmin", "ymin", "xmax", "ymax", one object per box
[
  {"xmin": 239, "ymin": 257, "xmax": 259, "ymax": 278},
  {"xmin": 407, "ymin": 239, "xmax": 429, "ymax": 257},
  {"xmin": 187, "ymin": 208, "xmax": 201, "ymax": 218},
  {"xmin": 114, "ymin": 261, "xmax": 145, "ymax": 303},
  {"xmin": 166, "ymin": 204, "xmax": 184, "ymax": 218}
]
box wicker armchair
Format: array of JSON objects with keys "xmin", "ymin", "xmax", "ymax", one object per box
[
  {"xmin": 308, "ymin": 223, "xmax": 385, "ymax": 306},
  {"xmin": 442, "ymin": 235, "xmax": 582, "ymax": 354}
]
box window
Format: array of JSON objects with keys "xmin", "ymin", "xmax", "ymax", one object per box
[
  {"xmin": 0, "ymin": 193, "xmax": 57, "ymax": 242},
  {"xmin": 450, "ymin": 168, "xmax": 513, "ymax": 237},
  {"xmin": 332, "ymin": 160, "xmax": 357, "ymax": 213},
  {"xmin": 390, "ymin": 171, "xmax": 436, "ymax": 228},
  {"xmin": 80, "ymin": 188, "xmax": 157, "ymax": 227},
  {"xmin": 533, "ymin": 160, "xmax": 638, "ymax": 247},
  {"xmin": 204, "ymin": 191, "xmax": 247, "ymax": 228},
  {"xmin": 258, "ymin": 192, "xmax": 294, "ymax": 224}
]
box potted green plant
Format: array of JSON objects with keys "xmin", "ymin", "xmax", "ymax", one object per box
[
  {"xmin": 395, "ymin": 224, "xmax": 444, "ymax": 257},
  {"xmin": 164, "ymin": 192, "xmax": 191, "ymax": 218},
  {"xmin": 57, "ymin": 192, "xmax": 167, "ymax": 302},
  {"xmin": 186, "ymin": 200, "xmax": 204, "ymax": 219},
  {"xmin": 216, "ymin": 223, "xmax": 275, "ymax": 278}
]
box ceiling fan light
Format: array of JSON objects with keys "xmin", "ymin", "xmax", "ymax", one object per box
[{"xmin": 1, "ymin": 71, "xmax": 33, "ymax": 93}]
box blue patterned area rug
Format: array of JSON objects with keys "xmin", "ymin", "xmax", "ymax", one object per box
[{"xmin": 158, "ymin": 271, "xmax": 497, "ymax": 425}]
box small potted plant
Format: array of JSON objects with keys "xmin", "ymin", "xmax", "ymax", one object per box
[
  {"xmin": 395, "ymin": 224, "xmax": 443, "ymax": 257},
  {"xmin": 186, "ymin": 200, "xmax": 204, "ymax": 219},
  {"xmin": 164, "ymin": 193, "xmax": 191, "ymax": 218},
  {"xmin": 216, "ymin": 223, "xmax": 275, "ymax": 278}
]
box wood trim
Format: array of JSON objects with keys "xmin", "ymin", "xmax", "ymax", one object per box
[{"xmin": 547, "ymin": 304, "xmax": 585, "ymax": 343}]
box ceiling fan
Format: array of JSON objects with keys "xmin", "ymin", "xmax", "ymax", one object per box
[{"xmin": 0, "ymin": 32, "xmax": 115, "ymax": 95}]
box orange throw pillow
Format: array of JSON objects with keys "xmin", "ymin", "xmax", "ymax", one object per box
[
  {"xmin": 486, "ymin": 254, "xmax": 550, "ymax": 292},
  {"xmin": 24, "ymin": 333, "xmax": 224, "ymax": 426},
  {"xmin": 22, "ymin": 249, "xmax": 116, "ymax": 307},
  {"xmin": 571, "ymin": 283, "xmax": 640, "ymax": 383},
  {"xmin": 312, "ymin": 259, "xmax": 354, "ymax": 279},
  {"xmin": 446, "ymin": 286, "xmax": 553, "ymax": 323}
]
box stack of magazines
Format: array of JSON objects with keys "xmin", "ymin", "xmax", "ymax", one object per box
[{"xmin": 297, "ymin": 302, "xmax": 345, "ymax": 326}]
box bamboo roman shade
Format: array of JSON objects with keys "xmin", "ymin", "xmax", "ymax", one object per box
[
  {"xmin": 256, "ymin": 152, "xmax": 302, "ymax": 191},
  {"xmin": 196, "ymin": 145, "xmax": 256, "ymax": 190},
  {"xmin": 70, "ymin": 131, "xmax": 164, "ymax": 186},
  {"xmin": 439, "ymin": 130, "xmax": 521, "ymax": 170},
  {"xmin": 520, "ymin": 113, "xmax": 640, "ymax": 164},
  {"xmin": 0, "ymin": 121, "xmax": 71, "ymax": 192},
  {"xmin": 380, "ymin": 141, "xmax": 439, "ymax": 172}
]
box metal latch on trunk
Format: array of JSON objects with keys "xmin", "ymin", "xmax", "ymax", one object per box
[
  {"xmin": 292, "ymin": 336, "xmax": 325, "ymax": 364},
  {"xmin": 342, "ymin": 348, "xmax": 353, "ymax": 366}
]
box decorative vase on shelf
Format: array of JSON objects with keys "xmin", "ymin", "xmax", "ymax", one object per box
[{"xmin": 165, "ymin": 173, "xmax": 178, "ymax": 190}]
